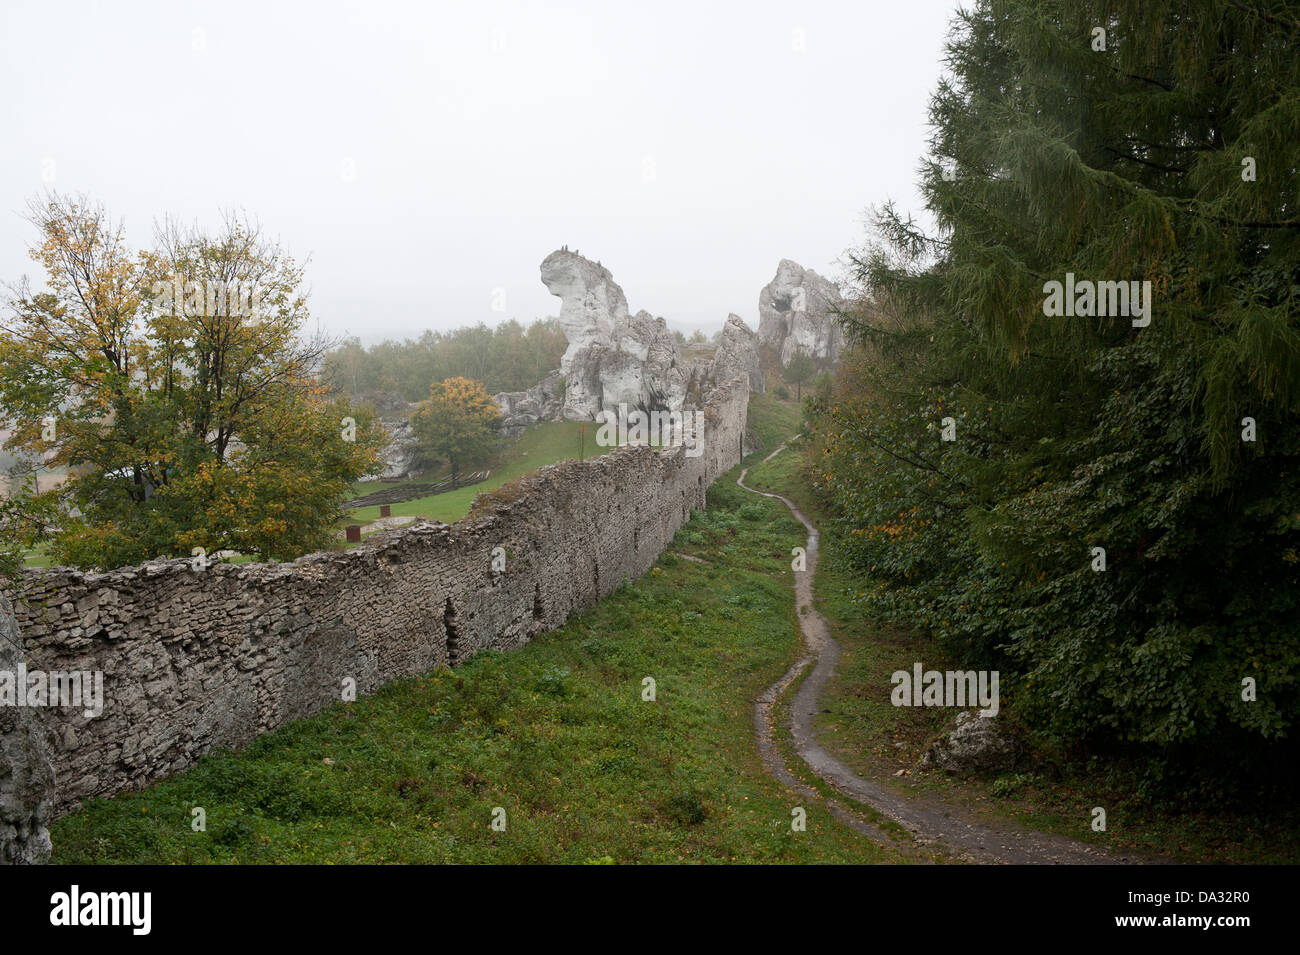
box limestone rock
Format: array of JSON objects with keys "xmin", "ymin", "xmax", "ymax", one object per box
[
  {"xmin": 494, "ymin": 370, "xmax": 565, "ymax": 437},
  {"xmin": 681, "ymin": 357, "xmax": 716, "ymax": 405},
  {"xmin": 540, "ymin": 250, "xmax": 687, "ymax": 418},
  {"xmin": 541, "ymin": 250, "xmax": 630, "ymax": 364},
  {"xmin": 0, "ymin": 593, "xmax": 55, "ymax": 865},
  {"xmin": 757, "ymin": 259, "xmax": 844, "ymax": 366},
  {"xmin": 354, "ymin": 393, "xmax": 421, "ymax": 482},
  {"xmin": 372, "ymin": 419, "xmax": 420, "ymax": 481},
  {"xmin": 712, "ymin": 314, "xmax": 763, "ymax": 393},
  {"xmin": 920, "ymin": 711, "xmax": 1019, "ymax": 775}
]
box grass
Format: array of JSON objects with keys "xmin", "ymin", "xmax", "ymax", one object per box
[
  {"xmin": 21, "ymin": 542, "xmax": 53, "ymax": 568},
  {"xmin": 48, "ymin": 434, "xmax": 906, "ymax": 864},
  {"xmin": 340, "ymin": 421, "xmax": 594, "ymax": 531},
  {"xmin": 745, "ymin": 391, "xmax": 802, "ymax": 456},
  {"xmin": 741, "ymin": 441, "xmax": 1300, "ymax": 865}
]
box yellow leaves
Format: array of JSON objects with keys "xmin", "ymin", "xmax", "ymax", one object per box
[{"xmin": 426, "ymin": 376, "xmax": 500, "ymax": 419}]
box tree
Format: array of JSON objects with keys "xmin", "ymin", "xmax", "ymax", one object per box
[
  {"xmin": 410, "ymin": 376, "xmax": 502, "ymax": 487},
  {"xmin": 319, "ymin": 319, "xmax": 568, "ymax": 400},
  {"xmin": 809, "ymin": 0, "xmax": 1300, "ymax": 801},
  {"xmin": 0, "ymin": 476, "xmax": 55, "ymax": 577},
  {"xmin": 783, "ymin": 352, "xmax": 816, "ymax": 400},
  {"xmin": 0, "ymin": 193, "xmax": 386, "ymax": 568}
]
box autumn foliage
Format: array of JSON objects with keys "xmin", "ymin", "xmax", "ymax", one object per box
[
  {"xmin": 0, "ymin": 194, "xmax": 386, "ymax": 568},
  {"xmin": 409, "ymin": 376, "xmax": 502, "ymax": 488}
]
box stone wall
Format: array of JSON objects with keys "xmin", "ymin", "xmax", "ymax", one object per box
[
  {"xmin": 1, "ymin": 377, "xmax": 748, "ymax": 819},
  {"xmin": 0, "ymin": 593, "xmax": 55, "ymax": 863}
]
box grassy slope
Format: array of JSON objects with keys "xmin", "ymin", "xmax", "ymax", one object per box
[
  {"xmin": 21, "ymin": 543, "xmax": 52, "ymax": 568},
  {"xmin": 745, "ymin": 391, "xmax": 802, "ymax": 455},
  {"xmin": 342, "ymin": 420, "xmax": 592, "ymax": 530},
  {"xmin": 49, "ymin": 401, "xmax": 903, "ymax": 864},
  {"xmin": 743, "ymin": 440, "xmax": 1300, "ymax": 865}
]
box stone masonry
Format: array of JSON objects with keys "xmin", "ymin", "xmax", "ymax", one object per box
[{"xmin": 0, "ymin": 375, "xmax": 748, "ymax": 824}]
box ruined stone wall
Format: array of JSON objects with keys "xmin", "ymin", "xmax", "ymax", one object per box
[{"xmin": 1, "ymin": 377, "xmax": 748, "ymax": 817}]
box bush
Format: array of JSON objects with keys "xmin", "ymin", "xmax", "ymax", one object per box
[
  {"xmin": 533, "ymin": 664, "xmax": 571, "ymax": 697},
  {"xmin": 663, "ymin": 790, "xmax": 707, "ymax": 826}
]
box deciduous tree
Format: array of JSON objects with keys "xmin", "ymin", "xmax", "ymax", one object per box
[
  {"xmin": 410, "ymin": 376, "xmax": 502, "ymax": 488},
  {"xmin": 0, "ymin": 193, "xmax": 386, "ymax": 568}
]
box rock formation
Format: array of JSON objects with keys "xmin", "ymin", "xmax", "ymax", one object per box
[
  {"xmin": 0, "ymin": 593, "xmax": 54, "ymax": 864},
  {"xmin": 374, "ymin": 419, "xmax": 421, "ymax": 480},
  {"xmin": 354, "ymin": 392, "xmax": 421, "ymax": 481},
  {"xmin": 539, "ymin": 250, "xmax": 687, "ymax": 419},
  {"xmin": 920, "ymin": 711, "xmax": 1019, "ymax": 775},
  {"xmin": 712, "ymin": 314, "xmax": 764, "ymax": 394},
  {"xmin": 757, "ymin": 259, "xmax": 844, "ymax": 367},
  {"xmin": 493, "ymin": 250, "xmax": 761, "ymax": 433},
  {"xmin": 495, "ymin": 370, "xmax": 565, "ymax": 437}
]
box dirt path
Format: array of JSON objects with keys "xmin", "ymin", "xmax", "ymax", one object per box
[{"xmin": 739, "ymin": 443, "xmax": 1128, "ymax": 864}]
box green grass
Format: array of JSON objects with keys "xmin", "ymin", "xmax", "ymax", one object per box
[
  {"xmin": 48, "ymin": 446, "xmax": 905, "ymax": 864},
  {"xmin": 21, "ymin": 542, "xmax": 53, "ymax": 568},
  {"xmin": 745, "ymin": 391, "xmax": 802, "ymax": 456},
  {"xmin": 743, "ymin": 433, "xmax": 816, "ymax": 512},
  {"xmin": 341, "ymin": 421, "xmax": 595, "ymax": 531},
  {"xmin": 742, "ymin": 442, "xmax": 1300, "ymax": 865}
]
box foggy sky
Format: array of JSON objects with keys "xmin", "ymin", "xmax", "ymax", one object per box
[{"xmin": 0, "ymin": 0, "xmax": 963, "ymax": 344}]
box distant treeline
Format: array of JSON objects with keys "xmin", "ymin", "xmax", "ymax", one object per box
[{"xmin": 321, "ymin": 319, "xmax": 569, "ymax": 401}]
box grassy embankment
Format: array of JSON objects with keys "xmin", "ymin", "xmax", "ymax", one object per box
[
  {"xmin": 50, "ymin": 393, "xmax": 909, "ymax": 863},
  {"xmin": 742, "ymin": 437, "xmax": 1300, "ymax": 865},
  {"xmin": 340, "ymin": 420, "xmax": 593, "ymax": 533}
]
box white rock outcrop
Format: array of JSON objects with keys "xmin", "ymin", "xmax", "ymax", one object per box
[
  {"xmin": 540, "ymin": 249, "xmax": 687, "ymax": 419},
  {"xmin": 495, "ymin": 370, "xmax": 565, "ymax": 437},
  {"xmin": 920, "ymin": 711, "xmax": 1019, "ymax": 775},
  {"xmin": 712, "ymin": 314, "xmax": 764, "ymax": 394},
  {"xmin": 374, "ymin": 419, "xmax": 421, "ymax": 480},
  {"xmin": 757, "ymin": 259, "xmax": 844, "ymax": 367},
  {"xmin": 354, "ymin": 392, "xmax": 421, "ymax": 481}
]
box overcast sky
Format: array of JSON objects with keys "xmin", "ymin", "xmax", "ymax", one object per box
[{"xmin": 1, "ymin": 0, "xmax": 963, "ymax": 344}]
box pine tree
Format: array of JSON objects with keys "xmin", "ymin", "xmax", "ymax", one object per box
[{"xmin": 814, "ymin": 0, "xmax": 1300, "ymax": 799}]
